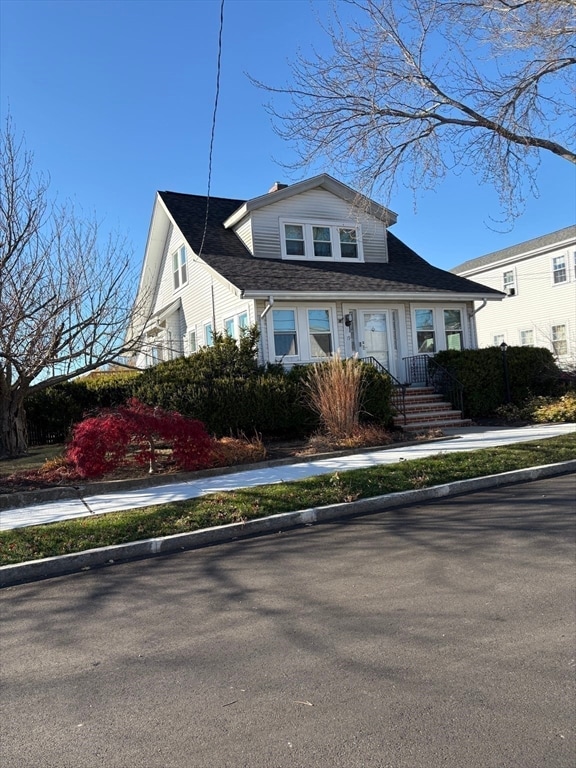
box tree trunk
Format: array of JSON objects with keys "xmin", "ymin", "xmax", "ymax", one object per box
[{"xmin": 0, "ymin": 392, "xmax": 29, "ymax": 458}]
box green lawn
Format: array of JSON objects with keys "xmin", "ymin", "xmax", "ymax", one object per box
[{"xmin": 1, "ymin": 433, "xmax": 574, "ymax": 566}]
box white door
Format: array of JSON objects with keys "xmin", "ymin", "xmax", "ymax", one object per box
[{"xmin": 359, "ymin": 311, "xmax": 392, "ymax": 373}]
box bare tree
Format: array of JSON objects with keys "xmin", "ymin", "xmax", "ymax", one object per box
[
  {"xmin": 0, "ymin": 118, "xmax": 146, "ymax": 457},
  {"xmin": 258, "ymin": 0, "xmax": 575, "ymax": 217}
]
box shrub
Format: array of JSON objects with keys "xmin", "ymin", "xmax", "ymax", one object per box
[
  {"xmin": 67, "ymin": 399, "xmax": 213, "ymax": 478},
  {"xmin": 532, "ymin": 392, "xmax": 576, "ymax": 423},
  {"xmin": 305, "ymin": 354, "xmax": 365, "ymax": 438},
  {"xmin": 434, "ymin": 346, "xmax": 562, "ymax": 418},
  {"xmin": 25, "ymin": 371, "xmax": 139, "ymax": 445}
]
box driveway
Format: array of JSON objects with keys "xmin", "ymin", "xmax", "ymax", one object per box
[{"xmin": 1, "ymin": 474, "xmax": 574, "ymax": 768}]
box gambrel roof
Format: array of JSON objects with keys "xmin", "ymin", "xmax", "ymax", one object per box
[{"xmin": 158, "ymin": 190, "xmax": 503, "ymax": 300}]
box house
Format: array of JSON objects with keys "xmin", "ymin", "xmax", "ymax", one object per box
[
  {"xmin": 451, "ymin": 226, "xmax": 576, "ymax": 370},
  {"xmin": 128, "ymin": 174, "xmax": 503, "ymax": 385}
]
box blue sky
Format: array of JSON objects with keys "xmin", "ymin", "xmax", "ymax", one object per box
[{"xmin": 1, "ymin": 0, "xmax": 574, "ymax": 273}]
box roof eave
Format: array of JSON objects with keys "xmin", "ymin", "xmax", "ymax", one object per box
[
  {"xmin": 242, "ymin": 290, "xmax": 504, "ymax": 302},
  {"xmin": 223, "ymin": 174, "xmax": 398, "ymax": 229}
]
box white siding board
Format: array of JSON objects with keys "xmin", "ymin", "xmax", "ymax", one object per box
[
  {"xmin": 233, "ymin": 217, "xmax": 254, "ymax": 254},
  {"xmin": 463, "ymin": 245, "xmax": 576, "ymax": 366}
]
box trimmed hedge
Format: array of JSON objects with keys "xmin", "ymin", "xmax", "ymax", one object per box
[
  {"xmin": 25, "ymin": 372, "xmax": 139, "ymax": 445},
  {"xmin": 25, "ymin": 332, "xmax": 394, "ymax": 442},
  {"xmin": 434, "ymin": 346, "xmax": 563, "ymax": 418}
]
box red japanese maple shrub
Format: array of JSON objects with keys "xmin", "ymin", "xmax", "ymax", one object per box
[
  {"xmin": 67, "ymin": 399, "xmax": 213, "ymax": 478},
  {"xmin": 67, "ymin": 414, "xmax": 131, "ymax": 478}
]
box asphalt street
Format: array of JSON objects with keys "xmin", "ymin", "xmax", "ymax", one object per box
[{"xmin": 1, "ymin": 474, "xmax": 575, "ymax": 768}]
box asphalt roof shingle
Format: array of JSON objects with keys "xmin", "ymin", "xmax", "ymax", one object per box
[{"xmin": 159, "ymin": 190, "xmax": 502, "ymax": 297}]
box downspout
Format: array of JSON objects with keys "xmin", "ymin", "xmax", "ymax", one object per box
[
  {"xmin": 468, "ymin": 299, "xmax": 487, "ymax": 349},
  {"xmin": 260, "ymin": 295, "xmax": 274, "ymax": 320}
]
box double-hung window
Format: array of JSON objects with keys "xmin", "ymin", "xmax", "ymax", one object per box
[
  {"xmin": 272, "ymin": 309, "xmax": 298, "ymax": 357},
  {"xmin": 308, "ymin": 309, "xmax": 333, "ymax": 357},
  {"xmin": 503, "ymin": 270, "xmax": 516, "ymax": 296},
  {"xmin": 172, "ymin": 246, "xmax": 187, "ymax": 290},
  {"xmin": 415, "ymin": 309, "xmax": 436, "ymax": 353},
  {"xmin": 281, "ymin": 221, "xmax": 362, "ymax": 261},
  {"xmin": 189, "ymin": 330, "xmax": 197, "ymax": 354},
  {"xmin": 204, "ymin": 322, "xmax": 214, "ymax": 347},
  {"xmin": 520, "ymin": 329, "xmax": 534, "ymax": 347},
  {"xmin": 271, "ymin": 306, "xmax": 335, "ymax": 361},
  {"xmin": 552, "ymin": 325, "xmax": 567, "ymax": 356},
  {"xmin": 552, "ymin": 255, "xmax": 567, "ymax": 284},
  {"xmin": 444, "ymin": 309, "xmax": 463, "ymax": 350}
]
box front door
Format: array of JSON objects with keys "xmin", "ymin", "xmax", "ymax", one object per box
[{"xmin": 359, "ymin": 310, "xmax": 392, "ymax": 373}]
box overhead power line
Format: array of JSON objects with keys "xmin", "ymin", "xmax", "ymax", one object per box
[{"xmin": 198, "ymin": 0, "xmax": 225, "ymax": 260}]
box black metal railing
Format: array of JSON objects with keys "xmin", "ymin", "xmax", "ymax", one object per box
[
  {"xmin": 362, "ymin": 356, "xmax": 407, "ymax": 424},
  {"xmin": 403, "ymin": 355, "xmax": 464, "ymax": 414}
]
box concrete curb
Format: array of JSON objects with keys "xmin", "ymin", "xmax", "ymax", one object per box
[{"xmin": 2, "ymin": 459, "xmax": 574, "ymax": 588}]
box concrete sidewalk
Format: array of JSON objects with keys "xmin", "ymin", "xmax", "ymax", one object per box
[{"xmin": 2, "ymin": 422, "xmax": 574, "ymax": 532}]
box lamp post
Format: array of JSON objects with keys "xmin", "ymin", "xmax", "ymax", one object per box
[{"xmin": 500, "ymin": 341, "xmax": 511, "ymax": 403}]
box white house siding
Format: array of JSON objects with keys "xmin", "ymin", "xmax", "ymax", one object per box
[
  {"xmin": 456, "ymin": 243, "xmax": 576, "ymax": 368},
  {"xmin": 248, "ymin": 188, "xmax": 389, "ymax": 263},
  {"xmin": 233, "ymin": 216, "xmax": 253, "ymax": 254},
  {"xmin": 141, "ymin": 224, "xmax": 253, "ymax": 363}
]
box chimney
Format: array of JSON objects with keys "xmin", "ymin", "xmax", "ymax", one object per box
[{"xmin": 268, "ymin": 182, "xmax": 288, "ymax": 193}]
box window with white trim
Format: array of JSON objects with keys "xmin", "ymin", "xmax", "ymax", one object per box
[
  {"xmin": 270, "ymin": 306, "xmax": 336, "ymax": 361},
  {"xmin": 414, "ymin": 309, "xmax": 436, "ymax": 353},
  {"xmin": 493, "ymin": 334, "xmax": 505, "ymax": 346},
  {"xmin": 172, "ymin": 246, "xmax": 188, "ymax": 290},
  {"xmin": 272, "ymin": 309, "xmax": 298, "ymax": 357},
  {"xmin": 520, "ymin": 329, "xmax": 534, "ymax": 346},
  {"xmin": 204, "ymin": 322, "xmax": 214, "ymax": 347},
  {"xmin": 188, "ymin": 330, "xmax": 197, "ymax": 354},
  {"xmin": 224, "ymin": 311, "xmax": 250, "ymax": 340},
  {"xmin": 444, "ymin": 309, "xmax": 463, "ymax": 350},
  {"xmin": 552, "ymin": 325, "xmax": 567, "ymax": 356},
  {"xmin": 412, "ymin": 306, "xmax": 467, "ymax": 354},
  {"xmin": 281, "ymin": 220, "xmax": 362, "ymax": 261},
  {"xmin": 308, "ymin": 309, "xmax": 333, "ymax": 357},
  {"xmin": 503, "ymin": 270, "xmax": 516, "ymax": 296},
  {"xmin": 552, "ymin": 255, "xmax": 567, "ymax": 284}
]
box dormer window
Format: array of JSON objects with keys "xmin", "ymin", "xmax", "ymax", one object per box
[
  {"xmin": 281, "ymin": 219, "xmax": 363, "ymax": 261},
  {"xmin": 285, "ymin": 225, "xmax": 305, "ymax": 256}
]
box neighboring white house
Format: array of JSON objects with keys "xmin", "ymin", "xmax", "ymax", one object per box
[
  {"xmin": 452, "ymin": 226, "xmax": 576, "ymax": 370},
  {"xmin": 127, "ymin": 174, "xmax": 503, "ymax": 383}
]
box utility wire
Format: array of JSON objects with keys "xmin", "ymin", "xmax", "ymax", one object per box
[{"xmin": 198, "ymin": 0, "xmax": 225, "ymax": 260}]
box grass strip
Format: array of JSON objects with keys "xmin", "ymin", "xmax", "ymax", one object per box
[{"xmin": 1, "ymin": 433, "xmax": 574, "ymax": 566}]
